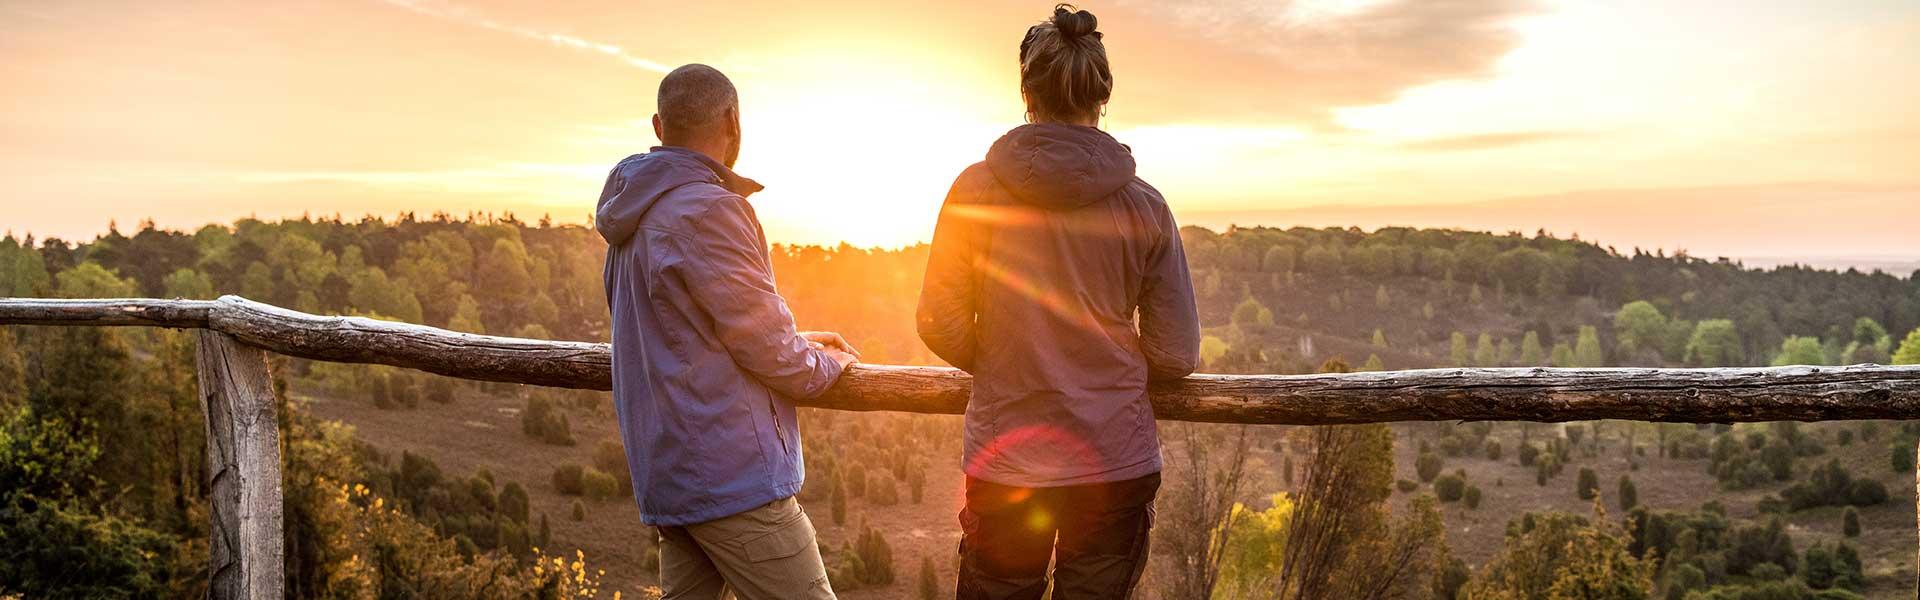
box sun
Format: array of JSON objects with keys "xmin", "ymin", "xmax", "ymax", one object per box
[{"xmin": 727, "ymin": 46, "xmax": 1021, "ymax": 249}]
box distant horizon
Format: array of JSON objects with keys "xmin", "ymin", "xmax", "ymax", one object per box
[{"xmin": 12, "ymin": 201, "xmax": 1919, "ymax": 277}]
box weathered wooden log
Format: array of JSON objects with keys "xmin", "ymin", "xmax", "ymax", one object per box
[
  {"xmin": 0, "ymin": 297, "xmax": 214, "ymax": 327},
  {"xmin": 206, "ymin": 296, "xmax": 608, "ymax": 389},
  {"xmin": 196, "ymin": 331, "xmax": 285, "ymax": 600},
  {"xmin": 7, "ymin": 296, "xmax": 1920, "ymax": 424}
]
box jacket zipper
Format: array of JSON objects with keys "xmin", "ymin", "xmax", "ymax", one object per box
[{"xmin": 769, "ymin": 399, "xmax": 790, "ymax": 454}]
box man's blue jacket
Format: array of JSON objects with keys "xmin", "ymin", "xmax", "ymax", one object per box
[{"xmin": 597, "ymin": 146, "xmax": 843, "ymax": 526}]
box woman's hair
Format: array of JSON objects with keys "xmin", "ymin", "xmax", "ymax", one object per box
[{"xmin": 1019, "ymin": 4, "xmax": 1111, "ymax": 124}]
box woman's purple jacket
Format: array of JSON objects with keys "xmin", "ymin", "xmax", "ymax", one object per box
[{"xmin": 918, "ymin": 124, "xmax": 1201, "ymax": 488}]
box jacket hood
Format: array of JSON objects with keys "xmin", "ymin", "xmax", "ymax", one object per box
[
  {"xmin": 984, "ymin": 123, "xmax": 1137, "ymax": 210},
  {"xmin": 596, "ymin": 146, "xmax": 763, "ymax": 246}
]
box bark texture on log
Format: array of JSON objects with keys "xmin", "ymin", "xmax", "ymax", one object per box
[
  {"xmin": 7, "ymin": 296, "xmax": 1920, "ymax": 424},
  {"xmin": 0, "ymin": 297, "xmax": 213, "ymax": 327},
  {"xmin": 206, "ymin": 296, "xmax": 608, "ymax": 389},
  {"xmin": 196, "ymin": 331, "xmax": 284, "ymax": 600}
]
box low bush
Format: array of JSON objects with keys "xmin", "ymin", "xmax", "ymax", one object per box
[
  {"xmin": 582, "ymin": 468, "xmax": 620, "ymax": 501},
  {"xmin": 552, "ymin": 464, "xmax": 584, "ymax": 496},
  {"xmin": 1434, "ymin": 474, "xmax": 1466, "ymax": 502},
  {"xmin": 868, "ymin": 472, "xmax": 900, "ymax": 507},
  {"xmin": 1416, "ymin": 451, "xmax": 1443, "ymax": 483}
]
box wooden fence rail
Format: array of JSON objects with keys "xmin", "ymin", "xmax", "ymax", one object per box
[
  {"xmin": 3, "ymin": 295, "xmax": 1920, "ymax": 598},
  {"xmin": 8, "ymin": 296, "xmax": 1920, "ymax": 424}
]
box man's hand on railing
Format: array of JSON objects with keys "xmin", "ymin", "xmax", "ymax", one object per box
[{"xmin": 801, "ymin": 331, "xmax": 859, "ymax": 357}]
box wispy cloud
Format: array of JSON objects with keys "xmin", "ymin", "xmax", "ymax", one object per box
[
  {"xmin": 374, "ymin": 0, "xmax": 673, "ymax": 73},
  {"xmin": 1115, "ymin": 0, "xmax": 1538, "ymax": 126},
  {"xmin": 1401, "ymin": 130, "xmax": 1588, "ymax": 152}
]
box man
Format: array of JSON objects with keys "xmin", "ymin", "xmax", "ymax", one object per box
[{"xmin": 597, "ymin": 63, "xmax": 856, "ymax": 599}]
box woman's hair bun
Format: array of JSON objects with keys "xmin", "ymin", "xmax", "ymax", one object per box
[{"xmin": 1051, "ymin": 4, "xmax": 1099, "ymax": 39}]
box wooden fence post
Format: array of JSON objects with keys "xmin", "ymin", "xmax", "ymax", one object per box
[{"xmin": 196, "ymin": 330, "xmax": 285, "ymax": 600}]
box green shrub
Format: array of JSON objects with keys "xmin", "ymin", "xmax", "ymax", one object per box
[
  {"xmin": 593, "ymin": 439, "xmax": 632, "ymax": 495},
  {"xmin": 522, "ymin": 396, "xmax": 575, "ymax": 446},
  {"xmin": 1662, "ymin": 563, "xmax": 1705, "ymax": 600},
  {"xmin": 552, "ymin": 464, "xmax": 584, "ymax": 495},
  {"xmin": 1484, "ymin": 439, "xmax": 1503, "ymax": 461},
  {"xmin": 918, "ymin": 554, "xmax": 939, "ymax": 599},
  {"xmin": 0, "ymin": 498, "xmax": 180, "ymax": 599},
  {"xmin": 1518, "ymin": 443, "xmax": 1540, "ymax": 466},
  {"xmin": 582, "ymin": 468, "xmax": 620, "ymax": 501},
  {"xmin": 1892, "ymin": 442, "xmax": 1914, "ymax": 473},
  {"xmin": 1576, "ymin": 468, "xmax": 1599, "ymax": 500},
  {"xmin": 1841, "ymin": 506, "xmax": 1860, "ymax": 537},
  {"xmin": 1416, "ymin": 451, "xmax": 1443, "ymax": 483},
  {"xmin": 425, "ymin": 376, "xmax": 456, "ymax": 403},
  {"xmin": 570, "ymin": 499, "xmax": 586, "ymax": 521},
  {"xmin": 1618, "ymin": 475, "xmax": 1637, "ymax": 511},
  {"xmin": 1434, "ymin": 474, "xmax": 1466, "ymax": 502},
  {"xmin": 498, "ymin": 482, "xmax": 530, "ymax": 524},
  {"xmin": 848, "ymin": 461, "xmax": 868, "ymax": 498},
  {"xmin": 831, "ymin": 474, "xmax": 848, "ymax": 525},
  {"xmin": 1463, "ymin": 486, "xmax": 1482, "ymax": 509},
  {"xmin": 868, "ymin": 472, "xmax": 900, "ymax": 507},
  {"xmin": 1396, "ymin": 479, "xmax": 1418, "ymax": 493},
  {"xmin": 1845, "ymin": 479, "xmax": 1887, "ymax": 506}
]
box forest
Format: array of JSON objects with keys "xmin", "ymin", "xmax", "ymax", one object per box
[{"xmin": 2, "ymin": 213, "xmax": 1919, "ymax": 599}]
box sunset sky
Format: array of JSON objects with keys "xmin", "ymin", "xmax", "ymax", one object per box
[{"xmin": 3, "ymin": 0, "xmax": 1917, "ymax": 260}]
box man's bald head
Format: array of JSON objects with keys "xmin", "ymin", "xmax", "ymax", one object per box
[{"xmin": 655, "ymin": 64, "xmax": 738, "ymax": 147}]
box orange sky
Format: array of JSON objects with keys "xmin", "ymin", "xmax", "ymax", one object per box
[{"xmin": 2, "ymin": 0, "xmax": 1917, "ymax": 259}]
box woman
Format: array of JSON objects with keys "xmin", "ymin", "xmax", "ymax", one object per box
[{"xmin": 916, "ymin": 4, "xmax": 1201, "ymax": 598}]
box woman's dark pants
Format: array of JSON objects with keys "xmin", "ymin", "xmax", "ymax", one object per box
[{"xmin": 956, "ymin": 472, "xmax": 1159, "ymax": 600}]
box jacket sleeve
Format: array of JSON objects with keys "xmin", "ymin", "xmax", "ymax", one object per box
[
  {"xmin": 916, "ymin": 175, "xmax": 985, "ymax": 372},
  {"xmin": 678, "ymin": 194, "xmax": 844, "ymax": 399},
  {"xmin": 1138, "ymin": 209, "xmax": 1201, "ymax": 381}
]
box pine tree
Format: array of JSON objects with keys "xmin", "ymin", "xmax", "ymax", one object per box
[
  {"xmin": 1362, "ymin": 354, "xmax": 1384, "ymax": 372},
  {"xmin": 1551, "ymin": 342, "xmax": 1575, "ymax": 367},
  {"xmin": 1519, "ymin": 331, "xmax": 1545, "ymax": 365},
  {"xmin": 538, "ymin": 513, "xmax": 552, "ymax": 549},
  {"xmin": 1372, "ymin": 329, "xmax": 1387, "ymax": 348},
  {"xmin": 831, "ymin": 474, "xmax": 848, "ymax": 525},
  {"xmin": 1573, "ymin": 326, "xmax": 1605, "ymax": 367},
  {"xmin": 917, "ymin": 555, "xmax": 939, "ymax": 600},
  {"xmin": 1577, "ymin": 468, "xmax": 1599, "ymax": 500},
  {"xmin": 1450, "ymin": 332, "xmax": 1470, "ymax": 367},
  {"xmin": 1474, "ymin": 333, "xmax": 1498, "ymax": 367}
]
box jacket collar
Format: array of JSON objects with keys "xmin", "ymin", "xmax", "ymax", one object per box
[{"xmin": 649, "ymin": 146, "xmax": 764, "ymax": 198}]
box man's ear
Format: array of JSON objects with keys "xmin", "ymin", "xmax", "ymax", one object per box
[
  {"xmin": 652, "ymin": 114, "xmax": 665, "ymax": 143},
  {"xmin": 726, "ymin": 106, "xmax": 740, "ymax": 139}
]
